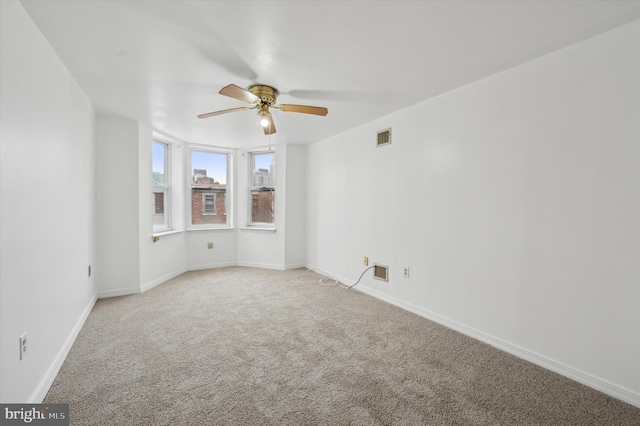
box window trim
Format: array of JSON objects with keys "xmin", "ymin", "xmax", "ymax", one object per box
[
  {"xmin": 152, "ymin": 140, "xmax": 171, "ymax": 233},
  {"xmin": 187, "ymin": 146, "xmax": 233, "ymax": 230},
  {"xmin": 248, "ymin": 150, "xmax": 275, "ymax": 227}
]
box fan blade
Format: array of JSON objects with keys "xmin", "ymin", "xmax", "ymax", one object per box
[
  {"xmin": 219, "ymin": 84, "xmax": 260, "ymax": 104},
  {"xmin": 277, "ymin": 104, "xmax": 328, "ymax": 116},
  {"xmin": 263, "ymin": 115, "xmax": 276, "ymax": 135},
  {"xmin": 197, "ymin": 106, "xmax": 253, "ymax": 119}
]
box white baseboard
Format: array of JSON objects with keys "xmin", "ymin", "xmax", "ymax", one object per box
[
  {"xmin": 305, "ymin": 264, "xmax": 640, "ymax": 409},
  {"xmin": 189, "ymin": 262, "xmax": 304, "ymax": 272},
  {"xmin": 305, "ymin": 264, "xmax": 351, "ymax": 286},
  {"xmin": 140, "ymin": 267, "xmax": 187, "ymax": 293},
  {"xmin": 187, "ymin": 262, "xmax": 302, "ymax": 272},
  {"xmin": 99, "ymin": 263, "xmax": 281, "ymax": 299},
  {"xmin": 187, "ymin": 261, "xmax": 238, "ymax": 271},
  {"xmin": 284, "ymin": 263, "xmax": 305, "ymax": 270},
  {"xmin": 31, "ymin": 295, "xmax": 97, "ymax": 403},
  {"xmin": 99, "ymin": 268, "xmax": 188, "ymax": 298},
  {"xmin": 236, "ymin": 261, "xmax": 285, "ymax": 270},
  {"xmin": 97, "ymin": 288, "xmax": 140, "ymax": 299}
]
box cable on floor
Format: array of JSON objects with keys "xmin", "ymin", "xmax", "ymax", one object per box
[
  {"xmin": 296, "ymin": 266, "xmax": 376, "ymax": 290},
  {"xmin": 296, "ymin": 268, "xmax": 340, "ymax": 287}
]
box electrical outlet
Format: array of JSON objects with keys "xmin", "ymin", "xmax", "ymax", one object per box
[
  {"xmin": 364, "ymin": 256, "xmax": 369, "ymax": 266},
  {"xmin": 403, "ymin": 267, "xmax": 410, "ymax": 278},
  {"xmin": 19, "ymin": 333, "xmax": 27, "ymax": 360},
  {"xmin": 207, "ymin": 242, "xmax": 214, "ymax": 249}
]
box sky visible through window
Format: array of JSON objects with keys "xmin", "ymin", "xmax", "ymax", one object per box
[
  {"xmin": 153, "ymin": 147, "xmax": 271, "ymax": 186},
  {"xmin": 192, "ymin": 151, "xmax": 227, "ymax": 184},
  {"xmin": 152, "ymin": 142, "xmax": 165, "ymax": 175},
  {"xmin": 254, "ymin": 153, "xmax": 274, "ymax": 173}
]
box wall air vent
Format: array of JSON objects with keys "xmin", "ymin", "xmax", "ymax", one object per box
[
  {"xmin": 373, "ymin": 264, "xmax": 389, "ymax": 282},
  {"xmin": 376, "ymin": 128, "xmax": 391, "ymax": 147}
]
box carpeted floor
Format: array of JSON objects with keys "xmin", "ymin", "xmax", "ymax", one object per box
[{"xmin": 44, "ymin": 267, "xmax": 640, "ymax": 425}]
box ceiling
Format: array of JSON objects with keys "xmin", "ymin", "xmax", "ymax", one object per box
[{"xmin": 20, "ymin": 0, "xmax": 640, "ymax": 148}]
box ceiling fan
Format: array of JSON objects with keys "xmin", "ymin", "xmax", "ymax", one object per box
[{"xmin": 198, "ymin": 84, "xmax": 328, "ymax": 135}]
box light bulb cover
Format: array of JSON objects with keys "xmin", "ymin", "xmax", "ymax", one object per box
[{"xmin": 258, "ymin": 109, "xmax": 271, "ymax": 128}]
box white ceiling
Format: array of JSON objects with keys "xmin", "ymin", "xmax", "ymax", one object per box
[{"xmin": 20, "ymin": 0, "xmax": 640, "ymax": 148}]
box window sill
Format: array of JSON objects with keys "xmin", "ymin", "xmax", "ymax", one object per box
[
  {"xmin": 239, "ymin": 227, "xmax": 276, "ymax": 233},
  {"xmin": 152, "ymin": 229, "xmax": 184, "ymax": 241},
  {"xmin": 186, "ymin": 227, "xmax": 235, "ymax": 232}
]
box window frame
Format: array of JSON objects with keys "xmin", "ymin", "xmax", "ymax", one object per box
[
  {"xmin": 187, "ymin": 146, "xmax": 233, "ymax": 230},
  {"xmin": 248, "ymin": 150, "xmax": 275, "ymax": 227},
  {"xmin": 152, "ymin": 140, "xmax": 170, "ymax": 233}
]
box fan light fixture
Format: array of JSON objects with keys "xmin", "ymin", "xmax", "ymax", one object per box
[{"xmin": 197, "ymin": 84, "xmax": 329, "ymax": 136}]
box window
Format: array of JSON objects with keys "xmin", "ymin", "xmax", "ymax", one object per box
[
  {"xmin": 249, "ymin": 152, "xmax": 275, "ymax": 226},
  {"xmin": 189, "ymin": 148, "xmax": 230, "ymax": 228},
  {"xmin": 152, "ymin": 141, "xmax": 170, "ymax": 232},
  {"xmin": 203, "ymin": 193, "xmax": 217, "ymax": 215}
]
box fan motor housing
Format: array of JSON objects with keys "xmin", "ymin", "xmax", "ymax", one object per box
[{"xmin": 248, "ymin": 85, "xmax": 278, "ymax": 105}]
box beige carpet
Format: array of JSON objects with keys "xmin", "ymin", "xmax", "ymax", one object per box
[{"xmin": 45, "ymin": 267, "xmax": 640, "ymax": 425}]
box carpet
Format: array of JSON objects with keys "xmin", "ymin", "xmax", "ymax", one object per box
[{"xmin": 44, "ymin": 267, "xmax": 640, "ymax": 425}]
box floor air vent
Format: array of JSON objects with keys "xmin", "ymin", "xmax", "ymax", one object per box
[
  {"xmin": 377, "ymin": 128, "xmax": 391, "ymax": 147},
  {"xmin": 373, "ymin": 264, "xmax": 389, "ymax": 282}
]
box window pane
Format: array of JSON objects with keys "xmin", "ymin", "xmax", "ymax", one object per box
[
  {"xmin": 251, "ymin": 153, "xmax": 275, "ymax": 188},
  {"xmin": 249, "ymin": 152, "xmax": 275, "ymax": 225},
  {"xmin": 152, "ymin": 141, "xmax": 168, "ymax": 232},
  {"xmin": 154, "ymin": 192, "xmax": 165, "ymax": 215},
  {"xmin": 153, "ymin": 190, "xmax": 167, "ymax": 230},
  {"xmin": 152, "ymin": 142, "xmax": 166, "ymax": 185},
  {"xmin": 251, "ymin": 190, "xmax": 274, "ymax": 224},
  {"xmin": 191, "ymin": 151, "xmax": 227, "ymax": 225}
]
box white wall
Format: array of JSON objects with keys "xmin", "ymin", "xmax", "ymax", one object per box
[
  {"xmin": 306, "ymin": 21, "xmax": 640, "ymax": 406},
  {"xmin": 98, "ymin": 120, "xmax": 190, "ymax": 295},
  {"xmin": 284, "ymin": 145, "xmax": 306, "ymax": 269},
  {"xmin": 0, "ymin": 0, "xmax": 97, "ymax": 403},
  {"xmin": 138, "ymin": 125, "xmax": 187, "ymax": 290},
  {"xmin": 186, "ymin": 230, "xmax": 237, "ymax": 270},
  {"xmin": 96, "ymin": 116, "xmax": 141, "ymax": 297}
]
